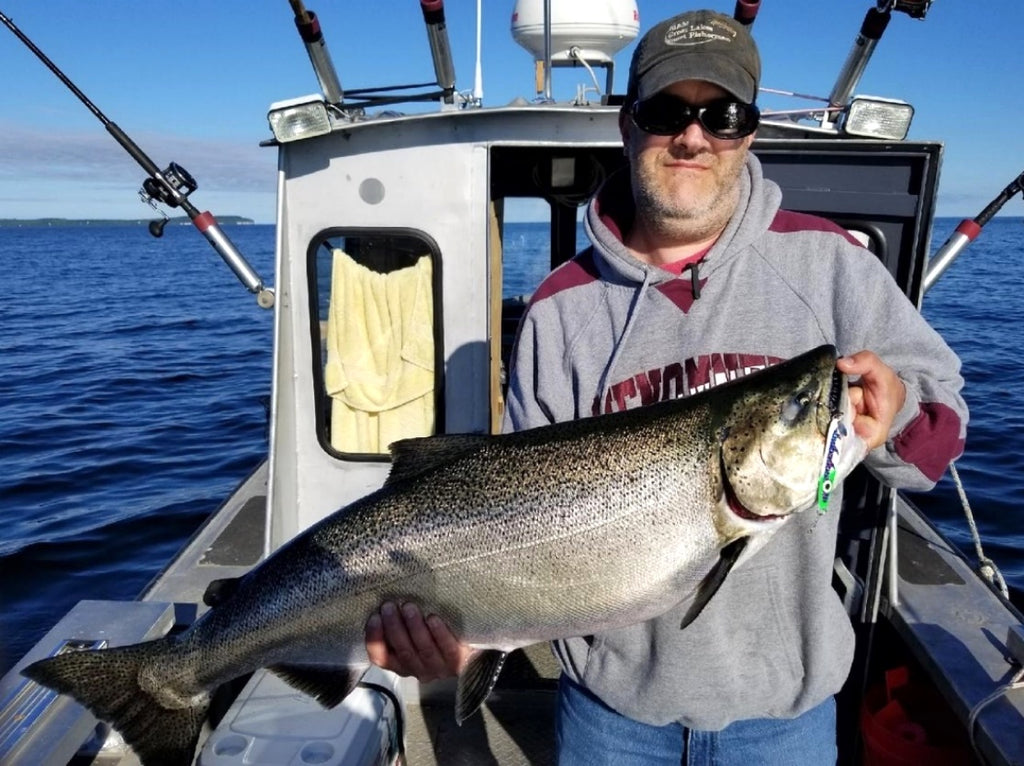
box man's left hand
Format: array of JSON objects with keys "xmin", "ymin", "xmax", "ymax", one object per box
[{"xmin": 837, "ymin": 351, "xmax": 907, "ymax": 451}]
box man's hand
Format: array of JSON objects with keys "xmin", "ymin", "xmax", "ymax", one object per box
[
  {"xmin": 365, "ymin": 602, "xmax": 472, "ymax": 682},
  {"xmin": 837, "ymin": 351, "xmax": 907, "ymax": 451}
]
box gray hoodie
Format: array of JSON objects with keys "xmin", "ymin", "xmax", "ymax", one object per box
[{"xmin": 501, "ymin": 153, "xmax": 967, "ymax": 729}]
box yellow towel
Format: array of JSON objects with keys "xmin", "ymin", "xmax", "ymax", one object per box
[{"xmin": 324, "ymin": 249, "xmax": 435, "ymax": 453}]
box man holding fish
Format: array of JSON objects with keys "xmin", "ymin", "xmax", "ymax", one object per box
[{"xmin": 366, "ymin": 7, "xmax": 968, "ymax": 764}]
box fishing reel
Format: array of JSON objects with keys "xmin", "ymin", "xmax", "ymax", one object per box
[
  {"xmin": 140, "ymin": 162, "xmax": 198, "ymax": 237},
  {"xmin": 879, "ymin": 0, "xmax": 933, "ymax": 18},
  {"xmin": 141, "ymin": 162, "xmax": 198, "ymax": 207}
]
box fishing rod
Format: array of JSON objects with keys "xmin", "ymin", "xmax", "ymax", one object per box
[
  {"xmin": 0, "ymin": 10, "xmax": 275, "ymax": 309},
  {"xmin": 923, "ymin": 168, "xmax": 1024, "ymax": 293}
]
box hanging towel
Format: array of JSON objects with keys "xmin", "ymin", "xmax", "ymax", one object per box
[{"xmin": 324, "ymin": 249, "xmax": 435, "ymax": 453}]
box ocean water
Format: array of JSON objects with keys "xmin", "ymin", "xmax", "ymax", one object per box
[
  {"xmin": 0, "ymin": 223, "xmax": 275, "ymax": 673},
  {"xmin": 907, "ymin": 218, "xmax": 1024, "ymax": 585},
  {"xmin": 1, "ymin": 217, "xmax": 1022, "ymax": 675}
]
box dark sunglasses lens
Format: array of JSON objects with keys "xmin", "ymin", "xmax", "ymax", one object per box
[
  {"xmin": 701, "ymin": 100, "xmax": 759, "ymax": 138},
  {"xmin": 631, "ymin": 95, "xmax": 690, "ymax": 135},
  {"xmin": 632, "ymin": 96, "xmax": 759, "ymax": 139}
]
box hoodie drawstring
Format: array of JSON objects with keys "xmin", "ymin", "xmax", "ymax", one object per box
[
  {"xmin": 686, "ymin": 261, "xmax": 702, "ymax": 299},
  {"xmin": 597, "ymin": 270, "xmax": 654, "ymax": 412}
]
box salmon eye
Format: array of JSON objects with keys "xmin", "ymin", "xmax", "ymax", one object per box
[{"xmin": 781, "ymin": 386, "xmax": 814, "ymax": 425}]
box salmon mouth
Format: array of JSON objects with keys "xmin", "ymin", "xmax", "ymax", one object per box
[{"xmin": 828, "ymin": 367, "xmax": 844, "ymax": 418}]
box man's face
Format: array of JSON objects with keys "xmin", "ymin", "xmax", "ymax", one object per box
[{"xmin": 621, "ymin": 80, "xmax": 756, "ymax": 243}]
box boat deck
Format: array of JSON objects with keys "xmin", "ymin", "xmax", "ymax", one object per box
[{"xmin": 402, "ymin": 647, "xmax": 558, "ymax": 765}]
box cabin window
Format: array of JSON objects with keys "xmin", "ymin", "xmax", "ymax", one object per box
[
  {"xmin": 483, "ymin": 196, "xmax": 592, "ymax": 436},
  {"xmin": 488, "ymin": 146, "xmax": 627, "ymax": 420},
  {"xmin": 310, "ymin": 230, "xmax": 442, "ymax": 457},
  {"xmin": 496, "ymin": 203, "xmax": 590, "ymax": 385}
]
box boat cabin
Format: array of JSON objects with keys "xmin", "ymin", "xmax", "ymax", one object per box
[{"xmin": 266, "ymin": 103, "xmax": 943, "ymax": 547}]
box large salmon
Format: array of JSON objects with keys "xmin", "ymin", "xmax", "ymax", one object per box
[{"xmin": 24, "ymin": 344, "xmax": 866, "ymax": 766}]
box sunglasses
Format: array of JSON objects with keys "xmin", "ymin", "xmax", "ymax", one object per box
[{"xmin": 629, "ymin": 94, "xmax": 760, "ymax": 140}]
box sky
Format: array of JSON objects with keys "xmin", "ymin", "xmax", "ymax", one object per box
[{"xmin": 0, "ymin": 1, "xmax": 1022, "ymax": 224}]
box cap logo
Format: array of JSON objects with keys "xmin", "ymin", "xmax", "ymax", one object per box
[{"xmin": 663, "ymin": 18, "xmax": 737, "ymax": 48}]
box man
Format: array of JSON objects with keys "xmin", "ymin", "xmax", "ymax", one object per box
[{"xmin": 365, "ymin": 8, "xmax": 967, "ymax": 763}]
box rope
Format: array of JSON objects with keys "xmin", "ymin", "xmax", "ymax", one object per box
[
  {"xmin": 949, "ymin": 461, "xmax": 1010, "ymax": 599},
  {"xmin": 947, "ymin": 459, "xmax": 1024, "ymax": 761},
  {"xmin": 967, "ymin": 666, "xmax": 1024, "ymax": 760}
]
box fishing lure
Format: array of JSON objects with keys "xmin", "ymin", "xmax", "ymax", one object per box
[{"xmin": 817, "ymin": 418, "xmax": 849, "ymax": 513}]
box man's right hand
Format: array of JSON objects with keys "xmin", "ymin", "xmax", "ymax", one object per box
[{"xmin": 365, "ymin": 601, "xmax": 473, "ymax": 682}]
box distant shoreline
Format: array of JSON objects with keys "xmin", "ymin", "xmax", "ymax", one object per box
[
  {"xmin": 0, "ymin": 216, "xmax": 257, "ymax": 227},
  {"xmin": 0, "ymin": 215, "xmax": 1018, "ymax": 230}
]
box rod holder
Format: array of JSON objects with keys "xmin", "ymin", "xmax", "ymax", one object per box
[
  {"xmin": 420, "ymin": 0, "xmax": 456, "ymax": 99},
  {"xmin": 828, "ymin": 7, "xmax": 891, "ymax": 109},
  {"xmin": 292, "ymin": 5, "xmax": 344, "ymax": 104}
]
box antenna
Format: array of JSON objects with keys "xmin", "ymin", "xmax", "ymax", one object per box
[
  {"xmin": 542, "ymin": 0, "xmax": 552, "ymax": 101},
  {"xmin": 474, "ymin": 0, "xmax": 483, "ymax": 103}
]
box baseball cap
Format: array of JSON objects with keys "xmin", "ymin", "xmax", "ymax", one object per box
[{"xmin": 626, "ymin": 9, "xmax": 761, "ymax": 105}]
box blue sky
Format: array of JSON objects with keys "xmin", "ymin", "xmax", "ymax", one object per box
[{"xmin": 1, "ymin": 1, "xmax": 1022, "ymax": 224}]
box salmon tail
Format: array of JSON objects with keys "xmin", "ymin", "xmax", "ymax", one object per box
[{"xmin": 23, "ymin": 639, "xmax": 209, "ymax": 766}]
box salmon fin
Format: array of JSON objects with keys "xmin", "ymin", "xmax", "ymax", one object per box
[
  {"xmin": 454, "ymin": 649, "xmax": 508, "ymax": 725},
  {"xmin": 23, "ymin": 638, "xmax": 206, "ymax": 766},
  {"xmin": 203, "ymin": 576, "xmax": 243, "ymax": 607},
  {"xmin": 680, "ymin": 537, "xmax": 749, "ymax": 629},
  {"xmin": 387, "ymin": 434, "xmax": 493, "ymax": 485},
  {"xmin": 269, "ymin": 663, "xmax": 366, "ymax": 708}
]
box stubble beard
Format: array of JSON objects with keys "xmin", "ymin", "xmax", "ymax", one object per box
[{"xmin": 628, "ymin": 142, "xmax": 748, "ymax": 244}]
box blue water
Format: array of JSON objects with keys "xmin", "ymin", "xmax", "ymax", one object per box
[
  {"xmin": 1, "ymin": 218, "xmax": 1022, "ymax": 675},
  {"xmin": 0, "ymin": 224, "xmax": 275, "ymax": 672},
  {"xmin": 907, "ymin": 218, "xmax": 1024, "ymax": 584}
]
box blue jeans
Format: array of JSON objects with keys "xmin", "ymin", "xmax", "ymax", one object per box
[{"xmin": 555, "ymin": 675, "xmax": 837, "ymax": 765}]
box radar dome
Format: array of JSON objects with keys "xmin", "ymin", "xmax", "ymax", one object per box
[{"xmin": 511, "ymin": 0, "xmax": 639, "ymax": 64}]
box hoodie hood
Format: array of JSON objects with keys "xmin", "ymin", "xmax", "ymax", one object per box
[{"xmin": 584, "ymin": 152, "xmax": 783, "ymax": 288}]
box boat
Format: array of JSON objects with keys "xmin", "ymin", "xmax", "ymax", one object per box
[{"xmin": 2, "ymin": 1, "xmax": 1023, "ymax": 763}]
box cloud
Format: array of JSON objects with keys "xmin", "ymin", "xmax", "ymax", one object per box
[{"xmin": 0, "ymin": 121, "xmax": 276, "ymax": 195}]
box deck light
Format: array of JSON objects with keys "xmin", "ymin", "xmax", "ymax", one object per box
[
  {"xmin": 268, "ymin": 96, "xmax": 332, "ymax": 143},
  {"xmin": 841, "ymin": 96, "xmax": 914, "ymax": 140}
]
